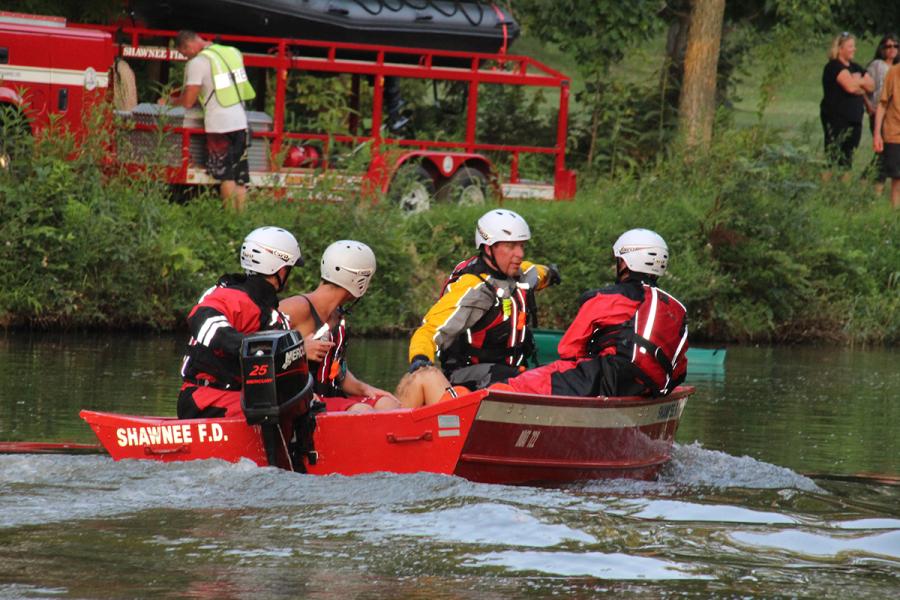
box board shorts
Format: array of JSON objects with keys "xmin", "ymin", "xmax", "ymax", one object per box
[
  {"xmin": 205, "ymin": 129, "xmax": 250, "ymax": 185},
  {"xmin": 321, "ymin": 396, "xmax": 382, "ymax": 412},
  {"xmin": 883, "ymin": 143, "xmax": 900, "ymax": 179}
]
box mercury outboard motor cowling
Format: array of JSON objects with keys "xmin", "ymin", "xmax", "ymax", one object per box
[
  {"xmin": 241, "ymin": 330, "xmax": 313, "ymax": 424},
  {"xmin": 240, "ymin": 330, "xmax": 316, "ymax": 468}
]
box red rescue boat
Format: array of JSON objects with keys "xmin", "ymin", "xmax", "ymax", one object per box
[{"xmin": 80, "ymin": 385, "xmax": 693, "ymax": 485}]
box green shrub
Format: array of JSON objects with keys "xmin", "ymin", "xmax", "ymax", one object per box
[{"xmin": 1, "ymin": 105, "xmax": 897, "ymax": 344}]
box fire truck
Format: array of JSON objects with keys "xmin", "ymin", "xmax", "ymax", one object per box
[{"xmin": 0, "ymin": 10, "xmax": 576, "ymax": 208}]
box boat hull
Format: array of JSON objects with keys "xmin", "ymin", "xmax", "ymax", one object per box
[{"xmin": 80, "ymin": 386, "xmax": 692, "ymax": 484}]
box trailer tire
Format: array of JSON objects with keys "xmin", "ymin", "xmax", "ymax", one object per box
[
  {"xmin": 440, "ymin": 166, "xmax": 489, "ymax": 206},
  {"xmin": 389, "ymin": 164, "xmax": 435, "ymax": 213}
]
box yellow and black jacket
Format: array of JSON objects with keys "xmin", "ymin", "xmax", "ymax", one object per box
[{"xmin": 409, "ymin": 256, "xmax": 553, "ymax": 374}]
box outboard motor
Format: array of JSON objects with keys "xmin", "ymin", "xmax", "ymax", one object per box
[{"xmin": 240, "ymin": 330, "xmax": 316, "ymax": 469}]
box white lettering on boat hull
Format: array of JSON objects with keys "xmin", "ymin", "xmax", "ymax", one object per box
[{"xmin": 115, "ymin": 423, "xmax": 228, "ymax": 447}]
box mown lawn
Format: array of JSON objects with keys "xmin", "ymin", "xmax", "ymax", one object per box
[{"xmin": 517, "ymin": 30, "xmax": 884, "ymax": 177}]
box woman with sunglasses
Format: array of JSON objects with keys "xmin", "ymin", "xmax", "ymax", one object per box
[
  {"xmin": 865, "ymin": 34, "xmax": 899, "ymax": 189},
  {"xmin": 820, "ymin": 33, "xmax": 875, "ymax": 171}
]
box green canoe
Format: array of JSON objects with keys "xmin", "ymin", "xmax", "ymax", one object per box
[{"xmin": 532, "ymin": 329, "xmax": 726, "ymax": 367}]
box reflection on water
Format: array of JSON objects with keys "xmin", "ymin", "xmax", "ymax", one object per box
[
  {"xmin": 467, "ymin": 550, "xmax": 714, "ymax": 580},
  {"xmin": 0, "ymin": 332, "xmax": 898, "ymax": 598}
]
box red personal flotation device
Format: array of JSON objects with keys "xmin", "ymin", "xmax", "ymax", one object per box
[
  {"xmin": 588, "ymin": 283, "xmax": 688, "ymax": 395},
  {"xmin": 438, "ymin": 255, "xmax": 479, "ymax": 297},
  {"xmin": 625, "ymin": 285, "xmax": 688, "ymax": 395}
]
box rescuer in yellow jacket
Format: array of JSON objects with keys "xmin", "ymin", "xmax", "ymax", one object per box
[{"xmin": 407, "ymin": 209, "xmax": 560, "ymax": 390}]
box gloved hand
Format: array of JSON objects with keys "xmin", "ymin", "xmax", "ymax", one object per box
[
  {"xmin": 408, "ymin": 355, "xmax": 434, "ymax": 374},
  {"xmin": 547, "ymin": 263, "xmax": 562, "ymax": 286}
]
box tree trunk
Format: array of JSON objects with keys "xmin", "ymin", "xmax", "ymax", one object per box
[{"xmin": 678, "ymin": 0, "xmax": 726, "ymax": 149}]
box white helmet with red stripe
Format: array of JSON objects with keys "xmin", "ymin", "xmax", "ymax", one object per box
[
  {"xmin": 240, "ymin": 226, "xmax": 303, "ymax": 275},
  {"xmin": 613, "ymin": 229, "xmax": 668, "ymax": 277},
  {"xmin": 475, "ymin": 209, "xmax": 531, "ymax": 248},
  {"xmin": 321, "ymin": 240, "xmax": 377, "ymax": 298}
]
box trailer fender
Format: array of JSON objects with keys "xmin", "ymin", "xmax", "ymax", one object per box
[
  {"xmin": 0, "ymin": 87, "xmax": 24, "ymax": 107},
  {"xmin": 380, "ymin": 151, "xmax": 494, "ymax": 194}
]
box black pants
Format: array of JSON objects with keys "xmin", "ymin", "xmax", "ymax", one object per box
[
  {"xmin": 177, "ymin": 386, "xmax": 228, "ymax": 419},
  {"xmin": 448, "ymin": 363, "xmax": 522, "ymax": 390},
  {"xmin": 821, "ymin": 114, "xmax": 862, "ymax": 169},
  {"xmin": 547, "ymin": 355, "xmax": 650, "ymax": 398}
]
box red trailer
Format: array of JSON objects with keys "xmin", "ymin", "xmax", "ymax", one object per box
[{"xmin": 1, "ymin": 11, "xmax": 576, "ymax": 207}]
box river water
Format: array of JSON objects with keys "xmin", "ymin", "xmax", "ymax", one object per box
[{"xmin": 0, "ymin": 332, "xmax": 898, "ymax": 598}]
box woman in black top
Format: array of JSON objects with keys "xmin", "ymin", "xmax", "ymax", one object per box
[{"xmin": 820, "ymin": 33, "xmax": 875, "ymax": 169}]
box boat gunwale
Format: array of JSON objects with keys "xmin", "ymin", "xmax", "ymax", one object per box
[
  {"xmin": 80, "ymin": 386, "xmax": 693, "ymax": 426},
  {"xmin": 479, "ymin": 386, "xmax": 694, "ymax": 409}
]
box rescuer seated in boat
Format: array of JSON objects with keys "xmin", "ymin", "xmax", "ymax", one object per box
[
  {"xmin": 502, "ymin": 228, "xmax": 688, "ymax": 397},
  {"xmin": 279, "ymin": 241, "xmax": 401, "ymax": 412},
  {"xmin": 399, "ymin": 209, "xmax": 560, "ymax": 408},
  {"xmin": 178, "ymin": 227, "xmax": 303, "ymax": 419},
  {"xmin": 398, "ymin": 229, "xmax": 688, "ymax": 404}
]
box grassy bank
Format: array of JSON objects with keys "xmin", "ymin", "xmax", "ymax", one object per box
[{"xmin": 1, "ymin": 116, "xmax": 897, "ymax": 344}]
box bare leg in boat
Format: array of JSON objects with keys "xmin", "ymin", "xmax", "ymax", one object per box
[{"xmin": 395, "ymin": 366, "xmax": 452, "ymax": 409}]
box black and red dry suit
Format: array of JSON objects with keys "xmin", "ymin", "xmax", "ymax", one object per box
[
  {"xmin": 178, "ymin": 273, "xmax": 290, "ymax": 418},
  {"xmin": 507, "ymin": 278, "xmax": 688, "ymax": 397}
]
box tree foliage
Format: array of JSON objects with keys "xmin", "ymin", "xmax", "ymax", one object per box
[{"xmin": 511, "ymin": 0, "xmax": 662, "ymax": 171}]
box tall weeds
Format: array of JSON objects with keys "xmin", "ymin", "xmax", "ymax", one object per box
[{"xmin": 1, "ymin": 106, "xmax": 897, "ymax": 343}]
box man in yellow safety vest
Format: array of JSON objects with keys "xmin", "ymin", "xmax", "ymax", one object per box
[{"xmin": 169, "ymin": 30, "xmax": 256, "ymax": 211}]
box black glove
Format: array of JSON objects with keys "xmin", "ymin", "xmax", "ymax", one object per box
[
  {"xmin": 408, "ymin": 355, "xmax": 434, "ymax": 374},
  {"xmin": 547, "ymin": 263, "xmax": 561, "ymax": 286}
]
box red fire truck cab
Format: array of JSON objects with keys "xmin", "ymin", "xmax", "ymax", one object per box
[
  {"xmin": 1, "ymin": 11, "xmax": 576, "ymax": 208},
  {"xmin": 0, "ymin": 13, "xmax": 113, "ymax": 139}
]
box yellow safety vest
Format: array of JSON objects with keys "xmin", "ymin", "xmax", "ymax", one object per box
[{"xmin": 198, "ymin": 44, "xmax": 256, "ymax": 108}]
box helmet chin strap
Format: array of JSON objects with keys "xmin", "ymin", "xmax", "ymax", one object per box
[
  {"xmin": 482, "ymin": 245, "xmax": 499, "ymax": 271},
  {"xmin": 615, "ymin": 259, "xmax": 630, "ymax": 282},
  {"xmin": 338, "ymin": 297, "xmax": 361, "ymax": 316},
  {"xmin": 274, "ymin": 266, "xmax": 292, "ymax": 292}
]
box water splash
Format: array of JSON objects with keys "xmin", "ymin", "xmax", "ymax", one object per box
[
  {"xmin": 662, "ymin": 442, "xmax": 822, "ymax": 491},
  {"xmin": 570, "ymin": 442, "xmax": 821, "ymax": 499}
]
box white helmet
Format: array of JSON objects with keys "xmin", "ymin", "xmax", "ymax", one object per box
[
  {"xmin": 321, "ymin": 240, "xmax": 376, "ymax": 298},
  {"xmin": 475, "ymin": 209, "xmax": 531, "ymax": 248},
  {"xmin": 613, "ymin": 229, "xmax": 669, "ymax": 277},
  {"xmin": 240, "ymin": 226, "xmax": 303, "ymax": 275}
]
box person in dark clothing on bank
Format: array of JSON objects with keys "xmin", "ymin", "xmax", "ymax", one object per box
[{"xmin": 821, "ymin": 32, "xmax": 875, "ymax": 170}]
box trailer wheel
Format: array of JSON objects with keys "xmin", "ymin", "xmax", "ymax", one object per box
[
  {"xmin": 441, "ymin": 166, "xmax": 489, "ymax": 206},
  {"xmin": 389, "ymin": 164, "xmax": 435, "ymax": 213}
]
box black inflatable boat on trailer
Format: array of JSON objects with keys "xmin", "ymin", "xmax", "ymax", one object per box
[{"xmin": 128, "ymin": 0, "xmax": 519, "ymax": 54}]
